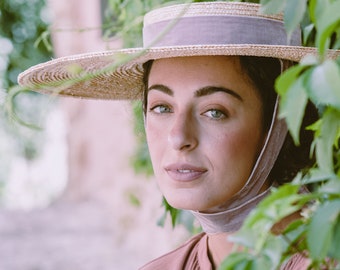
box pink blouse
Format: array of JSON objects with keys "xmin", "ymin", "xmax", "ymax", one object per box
[{"xmin": 140, "ymin": 233, "xmax": 309, "ymax": 270}]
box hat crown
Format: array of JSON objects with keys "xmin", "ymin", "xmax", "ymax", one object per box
[
  {"xmin": 142, "ymin": 2, "xmax": 301, "ymax": 48},
  {"xmin": 144, "ymin": 2, "xmax": 284, "ymax": 26},
  {"xmin": 20, "ymin": 1, "xmax": 338, "ymax": 101}
]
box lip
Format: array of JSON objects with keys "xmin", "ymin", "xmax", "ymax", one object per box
[{"xmin": 164, "ymin": 163, "xmax": 207, "ymax": 182}]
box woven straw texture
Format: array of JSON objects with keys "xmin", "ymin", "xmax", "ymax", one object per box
[{"xmin": 18, "ymin": 2, "xmax": 339, "ymax": 100}]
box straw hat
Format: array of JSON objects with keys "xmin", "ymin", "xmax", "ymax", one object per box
[{"xmin": 18, "ymin": 1, "xmax": 339, "ymax": 100}]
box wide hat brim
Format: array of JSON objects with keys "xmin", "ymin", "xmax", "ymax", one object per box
[
  {"xmin": 18, "ymin": 44, "xmax": 333, "ymax": 100},
  {"xmin": 17, "ymin": 1, "xmax": 340, "ymax": 100}
]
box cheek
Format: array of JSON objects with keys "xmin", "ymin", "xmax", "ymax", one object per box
[
  {"xmin": 145, "ymin": 121, "xmax": 164, "ymax": 165},
  {"xmin": 235, "ymin": 127, "xmax": 263, "ymax": 170},
  {"xmin": 214, "ymin": 122, "xmax": 264, "ymax": 178}
]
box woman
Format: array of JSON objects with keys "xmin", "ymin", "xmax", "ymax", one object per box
[
  {"xmin": 140, "ymin": 56, "xmax": 315, "ymax": 270},
  {"xmin": 18, "ymin": 1, "xmax": 339, "ymax": 269}
]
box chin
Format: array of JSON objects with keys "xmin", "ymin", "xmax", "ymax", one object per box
[
  {"xmin": 166, "ymin": 198, "xmax": 193, "ymax": 210},
  {"xmin": 160, "ymin": 183, "xmax": 222, "ymax": 211},
  {"xmin": 165, "ymin": 195, "xmax": 213, "ymax": 212}
]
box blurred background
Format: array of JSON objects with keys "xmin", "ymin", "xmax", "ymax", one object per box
[{"xmin": 0, "ymin": 0, "xmax": 191, "ymax": 269}]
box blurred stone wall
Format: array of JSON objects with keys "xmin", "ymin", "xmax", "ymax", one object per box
[{"xmin": 0, "ymin": 1, "xmax": 190, "ymax": 269}]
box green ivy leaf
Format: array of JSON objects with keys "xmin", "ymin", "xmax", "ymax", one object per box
[
  {"xmin": 259, "ymin": 0, "xmax": 286, "ymax": 14},
  {"xmin": 252, "ymin": 255, "xmax": 273, "ymax": 270},
  {"xmin": 302, "ymin": 24, "xmax": 315, "ymax": 46},
  {"xmin": 157, "ymin": 197, "xmax": 179, "ymax": 228},
  {"xmin": 262, "ymin": 234, "xmax": 287, "ymax": 268},
  {"xmin": 315, "ymin": 0, "xmax": 340, "ymax": 55},
  {"xmin": 319, "ymin": 179, "xmax": 340, "ymax": 195},
  {"xmin": 278, "ymin": 74, "xmax": 308, "ymax": 145},
  {"xmin": 297, "ymin": 168, "xmax": 337, "ymax": 185},
  {"xmin": 284, "ymin": 0, "xmax": 307, "ymax": 41},
  {"xmin": 307, "ymin": 60, "xmax": 340, "ymax": 110},
  {"xmin": 219, "ymin": 244, "xmax": 275, "ymax": 270},
  {"xmin": 243, "ymin": 184, "xmax": 302, "ymax": 229},
  {"xmin": 300, "ymin": 54, "xmax": 320, "ymax": 66},
  {"xmin": 218, "ymin": 252, "xmax": 253, "ymax": 270},
  {"xmin": 308, "ymin": 0, "xmax": 328, "ymax": 24},
  {"xmin": 308, "ymin": 0, "xmax": 317, "ymax": 23},
  {"xmin": 329, "ymin": 217, "xmax": 340, "ymax": 261},
  {"xmin": 127, "ymin": 192, "xmax": 141, "ymax": 207},
  {"xmin": 282, "ymin": 219, "xmax": 307, "ymax": 251},
  {"xmin": 228, "ymin": 228, "xmax": 258, "ymax": 249},
  {"xmin": 276, "ymin": 57, "xmax": 317, "ymax": 95},
  {"xmin": 315, "ymin": 108, "xmax": 340, "ymax": 173},
  {"xmin": 333, "ymin": 27, "xmax": 340, "ymax": 50},
  {"xmin": 276, "ymin": 64, "xmax": 305, "ymax": 96},
  {"xmin": 307, "ymin": 200, "xmax": 340, "ymax": 261}
]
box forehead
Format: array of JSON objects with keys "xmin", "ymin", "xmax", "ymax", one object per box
[
  {"xmin": 148, "ymin": 56, "xmax": 259, "ymax": 99},
  {"xmin": 150, "ymin": 56, "xmax": 242, "ymax": 75},
  {"xmin": 148, "ymin": 56, "xmax": 246, "ymax": 85}
]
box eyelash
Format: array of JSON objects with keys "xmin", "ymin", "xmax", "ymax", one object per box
[
  {"xmin": 149, "ymin": 104, "xmax": 172, "ymax": 114},
  {"xmin": 203, "ymin": 109, "xmax": 227, "ymax": 120},
  {"xmin": 148, "ymin": 104, "xmax": 228, "ymax": 120}
]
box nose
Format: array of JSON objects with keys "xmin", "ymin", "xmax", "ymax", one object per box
[{"xmin": 168, "ymin": 112, "xmax": 198, "ymax": 151}]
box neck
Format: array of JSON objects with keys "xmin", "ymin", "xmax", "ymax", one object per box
[
  {"xmin": 207, "ymin": 232, "xmax": 235, "ymax": 268},
  {"xmin": 191, "ymin": 187, "xmax": 272, "ymax": 233}
]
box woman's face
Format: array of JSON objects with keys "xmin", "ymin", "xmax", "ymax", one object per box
[{"xmin": 145, "ymin": 56, "xmax": 265, "ymax": 212}]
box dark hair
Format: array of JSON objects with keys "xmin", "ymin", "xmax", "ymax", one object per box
[
  {"xmin": 142, "ymin": 60, "xmax": 153, "ymax": 115},
  {"xmin": 239, "ymin": 56, "xmax": 317, "ymax": 185},
  {"xmin": 142, "ymin": 57, "xmax": 317, "ymax": 185},
  {"xmin": 239, "ymin": 57, "xmax": 279, "ymax": 132},
  {"xmin": 270, "ymin": 101, "xmax": 317, "ymax": 185}
]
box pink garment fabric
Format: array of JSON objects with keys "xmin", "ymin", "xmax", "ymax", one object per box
[
  {"xmin": 139, "ymin": 233, "xmax": 309, "ymax": 270},
  {"xmin": 139, "ymin": 233, "xmax": 212, "ymax": 270}
]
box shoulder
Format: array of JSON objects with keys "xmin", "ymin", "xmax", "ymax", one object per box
[{"xmin": 139, "ymin": 232, "xmax": 210, "ymax": 270}]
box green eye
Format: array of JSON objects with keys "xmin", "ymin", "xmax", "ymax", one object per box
[
  {"xmin": 204, "ymin": 109, "xmax": 226, "ymax": 120},
  {"xmin": 151, "ymin": 105, "xmax": 172, "ymax": 114}
]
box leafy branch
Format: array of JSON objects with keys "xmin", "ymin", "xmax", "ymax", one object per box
[{"xmin": 220, "ymin": 0, "xmax": 340, "ymax": 269}]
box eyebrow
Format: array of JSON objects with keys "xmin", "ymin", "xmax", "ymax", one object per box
[
  {"xmin": 195, "ymin": 86, "xmax": 243, "ymax": 101},
  {"xmin": 148, "ymin": 84, "xmax": 243, "ymax": 102},
  {"xmin": 148, "ymin": 84, "xmax": 173, "ymax": 96}
]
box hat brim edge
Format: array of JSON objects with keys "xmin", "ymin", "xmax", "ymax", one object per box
[{"xmin": 18, "ymin": 45, "xmax": 339, "ymax": 100}]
